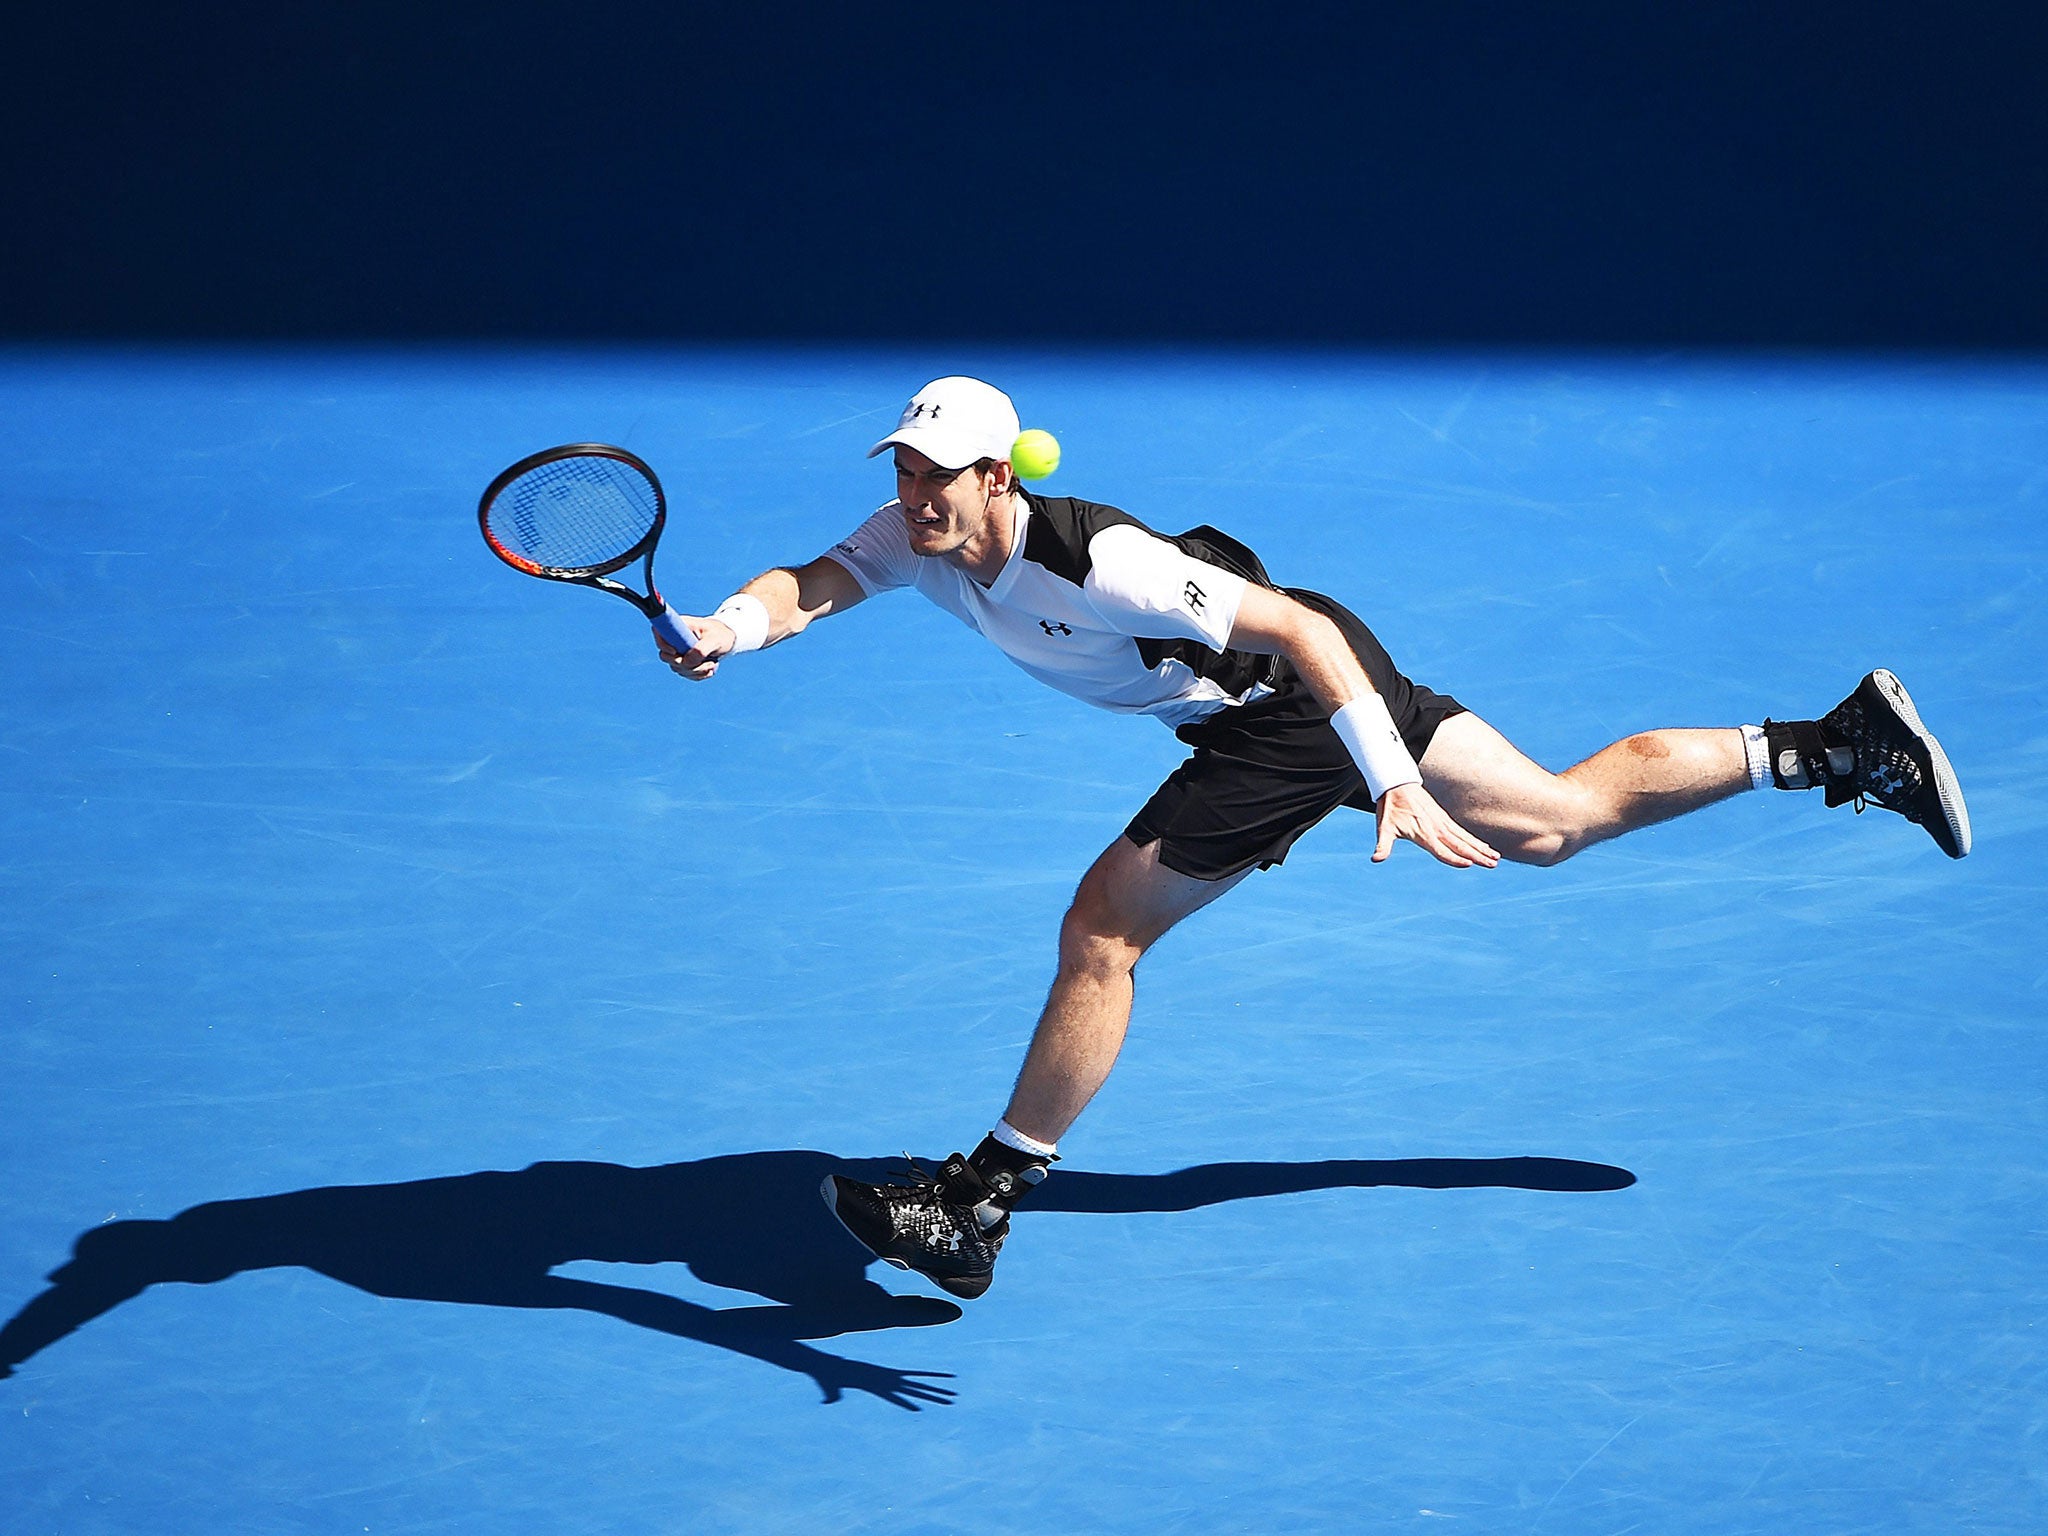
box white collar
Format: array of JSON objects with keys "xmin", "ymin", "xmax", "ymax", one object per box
[{"xmin": 978, "ymin": 493, "xmax": 1032, "ymax": 599}]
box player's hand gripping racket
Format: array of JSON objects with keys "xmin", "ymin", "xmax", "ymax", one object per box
[{"xmin": 478, "ymin": 443, "xmax": 702, "ymax": 655}]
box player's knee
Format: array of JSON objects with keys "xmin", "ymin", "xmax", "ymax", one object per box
[
  {"xmin": 1057, "ymin": 882, "xmax": 1146, "ymax": 979},
  {"xmin": 1513, "ymin": 830, "xmax": 1581, "ymax": 867},
  {"xmin": 1057, "ymin": 930, "xmax": 1139, "ymax": 986},
  {"xmin": 1507, "ymin": 806, "xmax": 1616, "ymax": 865},
  {"xmin": 1492, "ymin": 779, "xmax": 1605, "ymax": 866}
]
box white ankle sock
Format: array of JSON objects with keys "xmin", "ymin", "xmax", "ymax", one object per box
[
  {"xmin": 992, "ymin": 1119, "xmax": 1058, "ymax": 1160},
  {"xmin": 1740, "ymin": 724, "xmax": 1772, "ymax": 790}
]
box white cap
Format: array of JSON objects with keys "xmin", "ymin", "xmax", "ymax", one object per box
[{"xmin": 866, "ymin": 376, "xmax": 1020, "ymax": 469}]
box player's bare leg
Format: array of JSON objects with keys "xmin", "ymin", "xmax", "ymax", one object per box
[
  {"xmin": 1001, "ymin": 835, "xmax": 1250, "ymax": 1144},
  {"xmin": 822, "ymin": 836, "xmax": 1245, "ymax": 1299},
  {"xmin": 1421, "ymin": 669, "xmax": 1970, "ymax": 865},
  {"xmin": 1419, "ymin": 713, "xmax": 1749, "ymax": 866}
]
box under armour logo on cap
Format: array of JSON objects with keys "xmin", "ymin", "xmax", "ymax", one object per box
[{"xmin": 868, "ymin": 377, "xmax": 1018, "ymax": 470}]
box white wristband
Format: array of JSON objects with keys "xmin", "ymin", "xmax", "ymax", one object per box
[
  {"xmin": 1330, "ymin": 694, "xmax": 1422, "ymax": 802},
  {"xmin": 711, "ymin": 593, "xmax": 771, "ymax": 654}
]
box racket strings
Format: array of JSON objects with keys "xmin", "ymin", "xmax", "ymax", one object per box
[{"xmin": 487, "ymin": 455, "xmax": 660, "ymax": 574}]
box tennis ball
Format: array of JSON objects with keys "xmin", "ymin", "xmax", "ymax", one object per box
[{"xmin": 1011, "ymin": 428, "xmax": 1062, "ymax": 480}]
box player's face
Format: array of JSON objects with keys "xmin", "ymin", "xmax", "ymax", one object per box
[{"xmin": 893, "ymin": 446, "xmax": 998, "ymax": 559}]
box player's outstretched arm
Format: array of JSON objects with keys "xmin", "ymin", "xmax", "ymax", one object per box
[
  {"xmin": 659, "ymin": 555, "xmax": 869, "ymax": 680},
  {"xmin": 1228, "ymin": 585, "xmax": 1499, "ymax": 870}
]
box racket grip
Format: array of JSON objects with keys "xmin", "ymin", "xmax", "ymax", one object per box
[{"xmin": 651, "ymin": 607, "xmax": 703, "ymax": 655}]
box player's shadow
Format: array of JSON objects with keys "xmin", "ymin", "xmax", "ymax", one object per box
[{"xmin": 0, "ymin": 1150, "xmax": 1633, "ymax": 1411}]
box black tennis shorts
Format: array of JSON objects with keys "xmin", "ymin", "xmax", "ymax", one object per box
[{"xmin": 1124, "ymin": 589, "xmax": 1465, "ymax": 881}]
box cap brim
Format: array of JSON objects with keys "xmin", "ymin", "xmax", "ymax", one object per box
[{"xmin": 865, "ymin": 427, "xmax": 993, "ymax": 470}]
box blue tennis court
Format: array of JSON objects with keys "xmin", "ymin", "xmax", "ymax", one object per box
[{"xmin": 3, "ymin": 346, "xmax": 2043, "ymax": 1532}]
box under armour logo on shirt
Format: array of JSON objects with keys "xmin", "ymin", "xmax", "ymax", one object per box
[
  {"xmin": 1039, "ymin": 619, "xmax": 1073, "ymax": 636},
  {"xmin": 1183, "ymin": 580, "xmax": 1206, "ymax": 615}
]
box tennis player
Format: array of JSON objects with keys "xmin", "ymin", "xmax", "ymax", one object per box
[{"xmin": 661, "ymin": 376, "xmax": 1970, "ymax": 1300}]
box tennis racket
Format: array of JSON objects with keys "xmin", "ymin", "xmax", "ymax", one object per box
[{"xmin": 478, "ymin": 443, "xmax": 702, "ymax": 654}]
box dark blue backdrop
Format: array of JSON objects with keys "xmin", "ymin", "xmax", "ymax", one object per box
[{"xmin": 8, "ymin": 1, "xmax": 2046, "ymax": 346}]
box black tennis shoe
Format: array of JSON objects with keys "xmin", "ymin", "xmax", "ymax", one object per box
[
  {"xmin": 1769, "ymin": 669, "xmax": 1971, "ymax": 858},
  {"xmin": 822, "ymin": 1155, "xmax": 1008, "ymax": 1300}
]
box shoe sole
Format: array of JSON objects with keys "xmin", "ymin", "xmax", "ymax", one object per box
[
  {"xmin": 817, "ymin": 1175, "xmax": 992, "ymax": 1301},
  {"xmin": 820, "ymin": 1173, "xmax": 868, "ymax": 1243},
  {"xmin": 1871, "ymin": 669, "xmax": 1972, "ymax": 858}
]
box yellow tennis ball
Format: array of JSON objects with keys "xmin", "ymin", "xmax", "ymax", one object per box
[{"xmin": 1011, "ymin": 428, "xmax": 1062, "ymax": 480}]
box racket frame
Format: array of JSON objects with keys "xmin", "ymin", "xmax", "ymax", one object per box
[{"xmin": 478, "ymin": 442, "xmax": 700, "ymax": 653}]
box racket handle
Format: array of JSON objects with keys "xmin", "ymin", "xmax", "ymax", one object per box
[{"xmin": 651, "ymin": 607, "xmax": 703, "ymax": 655}]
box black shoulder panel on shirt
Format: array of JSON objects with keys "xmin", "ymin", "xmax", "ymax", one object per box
[
  {"xmin": 1019, "ymin": 495, "xmax": 1150, "ymax": 588},
  {"xmin": 1020, "ymin": 494, "xmax": 1280, "ymax": 592}
]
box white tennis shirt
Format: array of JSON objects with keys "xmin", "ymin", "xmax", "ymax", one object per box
[{"xmin": 822, "ymin": 491, "xmax": 1265, "ymax": 729}]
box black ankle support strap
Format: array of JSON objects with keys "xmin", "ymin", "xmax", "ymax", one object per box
[
  {"xmin": 933, "ymin": 1153, "xmax": 989, "ymax": 1200},
  {"xmin": 968, "ymin": 1135, "xmax": 1053, "ymax": 1211},
  {"xmin": 1764, "ymin": 718, "xmax": 1830, "ymax": 791}
]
